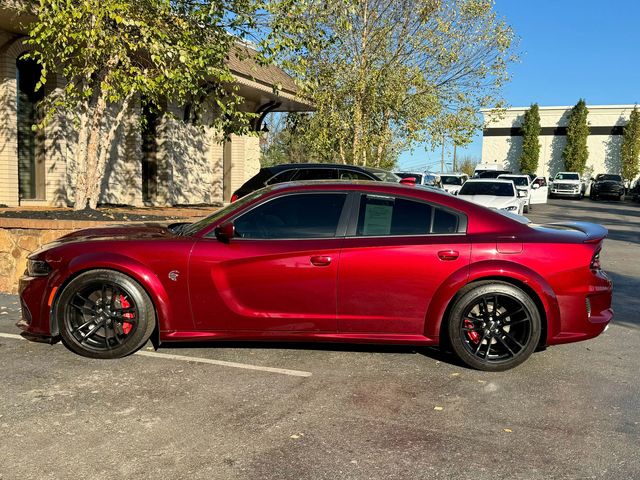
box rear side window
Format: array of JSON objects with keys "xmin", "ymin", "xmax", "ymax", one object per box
[
  {"xmin": 356, "ymin": 195, "xmax": 460, "ymax": 236},
  {"xmin": 234, "ymin": 193, "xmax": 347, "ymax": 239},
  {"xmin": 292, "ymin": 168, "xmax": 339, "ymax": 181},
  {"xmin": 265, "ymin": 169, "xmax": 296, "ymax": 185},
  {"xmin": 339, "ymin": 169, "xmax": 374, "ymax": 180}
]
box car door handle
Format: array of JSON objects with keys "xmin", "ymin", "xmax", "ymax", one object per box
[
  {"xmin": 437, "ymin": 250, "xmax": 459, "ymax": 261},
  {"xmin": 310, "ymin": 255, "xmax": 332, "ymax": 266}
]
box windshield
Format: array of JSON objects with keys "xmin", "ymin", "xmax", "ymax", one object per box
[
  {"xmin": 181, "ymin": 189, "xmax": 264, "ymax": 236},
  {"xmin": 555, "ymin": 173, "xmax": 579, "ymax": 180},
  {"xmin": 596, "ymin": 174, "xmax": 622, "ymax": 182},
  {"xmin": 365, "ymin": 167, "xmax": 400, "ymax": 182},
  {"xmin": 441, "ymin": 175, "xmax": 463, "ymax": 186},
  {"xmin": 499, "ymin": 176, "xmax": 529, "ymax": 187},
  {"xmin": 459, "ymin": 181, "xmax": 514, "ymax": 197}
]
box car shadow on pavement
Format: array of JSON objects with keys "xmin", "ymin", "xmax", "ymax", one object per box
[
  {"xmin": 607, "ymin": 271, "xmax": 640, "ymax": 329},
  {"xmin": 159, "ymin": 340, "xmax": 466, "ymax": 367}
]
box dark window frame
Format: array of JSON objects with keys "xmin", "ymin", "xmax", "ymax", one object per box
[
  {"xmin": 208, "ymin": 191, "xmax": 353, "ymax": 241},
  {"xmin": 345, "ymin": 192, "xmax": 467, "ymax": 238}
]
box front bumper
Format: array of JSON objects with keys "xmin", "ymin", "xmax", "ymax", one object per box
[{"xmin": 17, "ymin": 274, "xmax": 58, "ymax": 342}]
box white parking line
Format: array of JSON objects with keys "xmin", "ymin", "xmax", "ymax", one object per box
[{"xmin": 0, "ymin": 332, "xmax": 312, "ymax": 378}]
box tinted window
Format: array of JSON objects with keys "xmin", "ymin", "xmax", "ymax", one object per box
[
  {"xmin": 364, "ymin": 168, "xmax": 400, "ymax": 182},
  {"xmin": 595, "ymin": 174, "xmax": 622, "ymax": 182},
  {"xmin": 433, "ymin": 208, "xmax": 459, "ymax": 234},
  {"xmin": 265, "ymin": 169, "xmax": 296, "ymax": 185},
  {"xmin": 236, "ymin": 167, "xmax": 277, "ymax": 191},
  {"xmin": 499, "ymin": 175, "xmax": 529, "ymax": 186},
  {"xmin": 459, "ymin": 182, "xmax": 515, "ymax": 197},
  {"xmin": 441, "ymin": 175, "xmax": 463, "ymax": 186},
  {"xmin": 555, "ymin": 173, "xmax": 579, "ymax": 180},
  {"xmin": 356, "ymin": 195, "xmax": 460, "ymax": 236},
  {"xmin": 339, "ymin": 169, "xmax": 374, "ymax": 180},
  {"xmin": 292, "ymin": 168, "xmax": 339, "ymax": 181},
  {"xmin": 234, "ymin": 193, "xmax": 346, "ymax": 239}
]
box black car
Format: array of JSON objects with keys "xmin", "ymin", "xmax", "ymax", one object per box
[
  {"xmin": 590, "ymin": 174, "xmax": 625, "ymax": 200},
  {"xmin": 231, "ymin": 163, "xmax": 397, "ymax": 201}
]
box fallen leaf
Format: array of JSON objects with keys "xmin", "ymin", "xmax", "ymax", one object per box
[
  {"xmin": 450, "ymin": 373, "xmax": 460, "ymax": 377},
  {"xmin": 434, "ymin": 406, "xmax": 444, "ymax": 411},
  {"xmin": 503, "ymin": 428, "xmax": 513, "ymax": 433},
  {"xmin": 290, "ymin": 434, "xmax": 300, "ymax": 439}
]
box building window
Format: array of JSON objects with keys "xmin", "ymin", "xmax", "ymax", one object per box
[
  {"xmin": 16, "ymin": 55, "xmax": 45, "ymax": 200},
  {"xmin": 141, "ymin": 102, "xmax": 159, "ymax": 203}
]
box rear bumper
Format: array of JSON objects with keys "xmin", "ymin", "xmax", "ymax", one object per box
[{"xmin": 548, "ymin": 271, "xmax": 613, "ymax": 345}]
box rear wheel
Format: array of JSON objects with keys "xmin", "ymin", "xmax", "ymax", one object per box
[
  {"xmin": 447, "ymin": 282, "xmax": 541, "ymax": 371},
  {"xmin": 56, "ymin": 270, "xmax": 155, "ymax": 359}
]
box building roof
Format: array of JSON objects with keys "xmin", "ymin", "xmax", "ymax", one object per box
[{"xmin": 481, "ymin": 104, "xmax": 638, "ymax": 113}]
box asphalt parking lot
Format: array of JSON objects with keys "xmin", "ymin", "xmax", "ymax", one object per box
[{"xmin": 1, "ymin": 198, "xmax": 639, "ymax": 480}]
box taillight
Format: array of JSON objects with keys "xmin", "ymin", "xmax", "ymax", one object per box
[
  {"xmin": 230, "ymin": 194, "xmax": 238, "ymax": 202},
  {"xmin": 590, "ymin": 249, "xmax": 601, "ymax": 271}
]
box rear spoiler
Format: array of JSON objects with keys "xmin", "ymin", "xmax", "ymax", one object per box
[{"xmin": 544, "ymin": 222, "xmax": 608, "ymax": 244}]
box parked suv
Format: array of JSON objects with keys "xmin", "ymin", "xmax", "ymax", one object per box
[
  {"xmin": 231, "ymin": 163, "xmax": 392, "ymax": 201},
  {"xmin": 550, "ymin": 172, "xmax": 585, "ymax": 199},
  {"xmin": 590, "ymin": 174, "xmax": 625, "ymax": 200}
]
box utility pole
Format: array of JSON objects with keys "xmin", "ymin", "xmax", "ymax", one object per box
[
  {"xmin": 453, "ymin": 144, "xmax": 457, "ymax": 172},
  {"xmin": 440, "ymin": 136, "xmax": 445, "ymax": 173}
]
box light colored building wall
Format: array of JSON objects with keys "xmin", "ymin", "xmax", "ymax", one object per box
[
  {"xmin": 0, "ymin": 23, "xmax": 291, "ymax": 208},
  {"xmin": 481, "ymin": 105, "xmax": 636, "ymax": 179},
  {"xmin": 0, "ymin": 33, "xmax": 21, "ymax": 206}
]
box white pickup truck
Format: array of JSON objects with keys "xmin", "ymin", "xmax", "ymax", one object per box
[{"xmin": 549, "ymin": 172, "xmax": 585, "ymax": 199}]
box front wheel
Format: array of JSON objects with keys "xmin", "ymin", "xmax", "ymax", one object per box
[
  {"xmin": 447, "ymin": 282, "xmax": 541, "ymax": 371},
  {"xmin": 56, "ymin": 269, "xmax": 156, "ymax": 359}
]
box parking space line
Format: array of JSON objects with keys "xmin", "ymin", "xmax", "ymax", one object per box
[{"xmin": 0, "ymin": 332, "xmax": 312, "ymax": 378}]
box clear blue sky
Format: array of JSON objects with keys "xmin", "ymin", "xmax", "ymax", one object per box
[{"xmin": 398, "ymin": 0, "xmax": 640, "ymax": 172}]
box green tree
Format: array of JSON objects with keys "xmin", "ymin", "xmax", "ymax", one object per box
[
  {"xmin": 621, "ymin": 107, "xmax": 640, "ymax": 183},
  {"xmin": 519, "ymin": 103, "xmax": 540, "ymax": 174},
  {"xmin": 275, "ymin": 0, "xmax": 517, "ymax": 168},
  {"xmin": 562, "ymin": 99, "xmax": 589, "ymax": 174},
  {"xmin": 25, "ymin": 0, "xmax": 312, "ymax": 209}
]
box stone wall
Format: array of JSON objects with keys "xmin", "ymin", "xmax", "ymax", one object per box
[{"xmin": 0, "ymin": 222, "xmax": 74, "ymax": 293}]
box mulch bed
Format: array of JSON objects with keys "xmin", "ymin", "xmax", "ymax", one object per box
[{"xmin": 0, "ymin": 208, "xmax": 192, "ymax": 223}]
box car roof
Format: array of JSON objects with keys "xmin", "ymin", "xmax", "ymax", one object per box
[
  {"xmin": 265, "ymin": 163, "xmax": 371, "ymax": 172},
  {"xmin": 464, "ymin": 178, "xmax": 514, "ymax": 184},
  {"xmin": 498, "ymin": 174, "xmax": 528, "ymax": 178}
]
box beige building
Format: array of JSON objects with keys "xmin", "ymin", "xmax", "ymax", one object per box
[
  {"xmin": 0, "ymin": 2, "xmax": 311, "ymax": 208},
  {"xmin": 481, "ymin": 104, "xmax": 637, "ymax": 179}
]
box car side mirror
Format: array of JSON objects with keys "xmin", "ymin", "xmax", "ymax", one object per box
[
  {"xmin": 400, "ymin": 177, "xmax": 416, "ymax": 186},
  {"xmin": 532, "ymin": 184, "xmax": 540, "ymax": 189},
  {"xmin": 214, "ymin": 222, "xmax": 235, "ymax": 243}
]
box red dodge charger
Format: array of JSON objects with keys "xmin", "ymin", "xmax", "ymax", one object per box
[{"xmin": 18, "ymin": 181, "xmax": 613, "ymax": 371}]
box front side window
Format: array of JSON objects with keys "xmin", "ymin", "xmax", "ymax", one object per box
[
  {"xmin": 356, "ymin": 195, "xmax": 460, "ymax": 236},
  {"xmin": 234, "ymin": 193, "xmax": 347, "ymax": 239}
]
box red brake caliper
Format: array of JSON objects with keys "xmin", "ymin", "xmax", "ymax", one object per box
[
  {"xmin": 464, "ymin": 319, "xmax": 480, "ymax": 343},
  {"xmin": 119, "ymin": 295, "xmax": 133, "ymax": 335}
]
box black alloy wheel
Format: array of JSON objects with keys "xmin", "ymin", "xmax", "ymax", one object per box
[
  {"xmin": 448, "ymin": 282, "xmax": 541, "ymax": 371},
  {"xmin": 57, "ymin": 270, "xmax": 155, "ymax": 359}
]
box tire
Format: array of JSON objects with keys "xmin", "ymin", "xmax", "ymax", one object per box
[
  {"xmin": 590, "ymin": 193, "xmax": 598, "ymax": 200},
  {"xmin": 523, "ymin": 204, "xmax": 529, "ymax": 214},
  {"xmin": 447, "ymin": 282, "xmax": 542, "ymax": 371},
  {"xmin": 56, "ymin": 269, "xmax": 156, "ymax": 359},
  {"xmin": 619, "ymin": 194, "xmax": 625, "ymax": 201}
]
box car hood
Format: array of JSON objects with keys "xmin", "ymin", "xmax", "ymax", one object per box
[
  {"xmin": 457, "ymin": 194, "xmax": 517, "ymax": 209},
  {"xmin": 443, "ymin": 185, "xmax": 462, "ymax": 193},
  {"xmin": 39, "ymin": 223, "xmax": 177, "ymax": 252}
]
